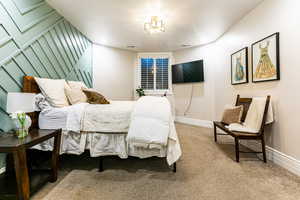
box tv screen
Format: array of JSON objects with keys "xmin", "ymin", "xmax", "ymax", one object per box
[{"xmin": 172, "ymin": 60, "xmax": 204, "ymax": 83}]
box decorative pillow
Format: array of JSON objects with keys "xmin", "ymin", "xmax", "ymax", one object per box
[
  {"xmin": 34, "ymin": 77, "xmax": 69, "ymax": 108},
  {"xmin": 82, "ymin": 89, "xmax": 110, "ymax": 104},
  {"xmin": 67, "ymin": 81, "xmax": 88, "ymax": 90},
  {"xmin": 65, "ymin": 86, "xmax": 87, "ymax": 105},
  {"xmin": 65, "ymin": 81, "xmax": 88, "ymax": 104},
  {"xmin": 221, "ymin": 105, "xmax": 244, "ymax": 125}
]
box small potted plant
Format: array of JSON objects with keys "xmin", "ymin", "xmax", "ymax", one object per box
[
  {"xmin": 10, "ymin": 111, "xmax": 31, "ymax": 138},
  {"xmin": 136, "ymin": 87, "xmax": 145, "ymax": 97}
]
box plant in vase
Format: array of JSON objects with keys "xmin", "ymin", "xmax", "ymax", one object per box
[
  {"xmin": 10, "ymin": 111, "xmax": 31, "ymax": 138},
  {"xmin": 136, "ymin": 87, "xmax": 145, "ymax": 97}
]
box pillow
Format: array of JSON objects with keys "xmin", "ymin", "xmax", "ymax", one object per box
[
  {"xmin": 65, "ymin": 86, "xmax": 87, "ymax": 105},
  {"xmin": 65, "ymin": 81, "xmax": 88, "ymax": 104},
  {"xmin": 67, "ymin": 81, "xmax": 88, "ymax": 90},
  {"xmin": 221, "ymin": 105, "xmax": 243, "ymax": 125},
  {"xmin": 34, "ymin": 77, "xmax": 69, "ymax": 107},
  {"xmin": 82, "ymin": 88, "xmax": 110, "ymax": 104}
]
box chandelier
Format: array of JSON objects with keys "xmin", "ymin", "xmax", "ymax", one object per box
[{"xmin": 144, "ymin": 16, "xmax": 165, "ymax": 34}]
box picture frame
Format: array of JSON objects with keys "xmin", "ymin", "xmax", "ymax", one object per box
[
  {"xmin": 231, "ymin": 47, "xmax": 249, "ymax": 85},
  {"xmin": 251, "ymin": 32, "xmax": 280, "ymax": 83}
]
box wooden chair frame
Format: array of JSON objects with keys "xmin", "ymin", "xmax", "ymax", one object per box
[{"xmin": 213, "ymin": 95, "xmax": 271, "ymax": 162}]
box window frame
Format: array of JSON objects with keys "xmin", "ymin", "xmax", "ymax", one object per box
[{"xmin": 136, "ymin": 52, "xmax": 173, "ymax": 95}]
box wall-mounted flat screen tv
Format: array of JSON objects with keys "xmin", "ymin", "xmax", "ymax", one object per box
[{"xmin": 172, "ymin": 60, "xmax": 204, "ymax": 83}]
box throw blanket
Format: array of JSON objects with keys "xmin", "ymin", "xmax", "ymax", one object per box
[
  {"xmin": 81, "ymin": 101, "xmax": 135, "ymax": 132},
  {"xmin": 127, "ymin": 96, "xmax": 171, "ymax": 148},
  {"xmin": 227, "ymin": 97, "xmax": 274, "ymax": 133}
]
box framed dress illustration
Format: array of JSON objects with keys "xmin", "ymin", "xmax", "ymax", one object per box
[
  {"xmin": 251, "ymin": 32, "xmax": 280, "ymax": 82},
  {"xmin": 231, "ymin": 47, "xmax": 248, "ymax": 85}
]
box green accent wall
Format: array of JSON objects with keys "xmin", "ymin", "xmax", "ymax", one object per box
[{"xmin": 0, "ymin": 0, "xmax": 93, "ymax": 170}]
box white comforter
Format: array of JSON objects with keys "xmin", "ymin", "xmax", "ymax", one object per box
[
  {"xmin": 127, "ymin": 96, "xmax": 171, "ymax": 147},
  {"xmin": 126, "ymin": 96, "xmax": 181, "ymax": 165}
]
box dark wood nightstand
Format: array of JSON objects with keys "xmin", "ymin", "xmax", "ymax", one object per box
[{"xmin": 0, "ymin": 129, "xmax": 62, "ymax": 200}]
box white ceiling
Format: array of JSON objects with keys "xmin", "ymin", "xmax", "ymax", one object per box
[{"xmin": 47, "ymin": 0, "xmax": 264, "ymax": 52}]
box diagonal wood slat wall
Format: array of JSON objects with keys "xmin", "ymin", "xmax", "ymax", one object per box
[{"xmin": 0, "ymin": 0, "xmax": 93, "ymax": 169}]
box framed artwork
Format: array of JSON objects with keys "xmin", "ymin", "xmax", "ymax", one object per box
[
  {"xmin": 251, "ymin": 32, "xmax": 280, "ymax": 83},
  {"xmin": 231, "ymin": 47, "xmax": 248, "ymax": 85}
]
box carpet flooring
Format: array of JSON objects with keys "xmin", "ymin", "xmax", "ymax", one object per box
[{"xmin": 32, "ymin": 123, "xmax": 300, "ymax": 200}]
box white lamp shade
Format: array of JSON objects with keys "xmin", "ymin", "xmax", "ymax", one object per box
[{"xmin": 6, "ymin": 92, "xmax": 36, "ymax": 113}]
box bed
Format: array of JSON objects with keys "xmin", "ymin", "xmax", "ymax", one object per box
[{"xmin": 23, "ymin": 76, "xmax": 181, "ymax": 172}]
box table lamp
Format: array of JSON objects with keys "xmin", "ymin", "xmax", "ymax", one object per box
[{"xmin": 6, "ymin": 92, "xmax": 36, "ymax": 138}]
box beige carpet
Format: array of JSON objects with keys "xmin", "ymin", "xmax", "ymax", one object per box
[{"xmin": 33, "ymin": 123, "xmax": 300, "ymax": 200}]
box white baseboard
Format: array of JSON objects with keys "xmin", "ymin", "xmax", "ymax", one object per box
[
  {"xmin": 175, "ymin": 116, "xmax": 213, "ymax": 128},
  {"xmin": 0, "ymin": 167, "xmax": 5, "ymax": 174},
  {"xmin": 241, "ymin": 140, "xmax": 300, "ymax": 177}
]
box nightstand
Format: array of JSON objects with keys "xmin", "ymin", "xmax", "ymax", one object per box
[{"xmin": 0, "ymin": 129, "xmax": 62, "ymax": 200}]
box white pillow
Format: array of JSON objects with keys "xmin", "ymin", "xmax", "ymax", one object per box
[
  {"xmin": 35, "ymin": 77, "xmax": 69, "ymax": 108},
  {"xmin": 68, "ymin": 81, "xmax": 88, "ymax": 90},
  {"xmin": 66, "ymin": 81, "xmax": 88, "ymax": 104},
  {"xmin": 65, "ymin": 86, "xmax": 87, "ymax": 105}
]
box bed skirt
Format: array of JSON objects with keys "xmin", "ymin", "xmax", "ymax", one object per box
[{"xmin": 32, "ymin": 130, "xmax": 168, "ymax": 160}]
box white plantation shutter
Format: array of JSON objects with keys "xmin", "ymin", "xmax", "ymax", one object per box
[
  {"xmin": 139, "ymin": 55, "xmax": 170, "ymax": 91},
  {"xmin": 141, "ymin": 58, "xmax": 154, "ymax": 90},
  {"xmin": 155, "ymin": 58, "xmax": 169, "ymax": 90}
]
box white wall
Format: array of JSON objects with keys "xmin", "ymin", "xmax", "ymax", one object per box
[
  {"xmin": 213, "ymin": 0, "xmax": 300, "ymax": 160},
  {"xmin": 172, "ymin": 0, "xmax": 300, "ymax": 161},
  {"xmin": 173, "ymin": 45, "xmax": 216, "ymax": 120},
  {"xmin": 93, "ymin": 44, "xmax": 136, "ymax": 100}
]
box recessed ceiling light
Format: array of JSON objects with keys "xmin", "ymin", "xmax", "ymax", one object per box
[{"xmin": 127, "ymin": 45, "xmax": 136, "ymax": 48}]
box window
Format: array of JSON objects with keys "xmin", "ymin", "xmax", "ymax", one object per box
[
  {"xmin": 141, "ymin": 58, "xmax": 154, "ymax": 90},
  {"xmin": 138, "ymin": 53, "xmax": 171, "ymax": 93},
  {"xmin": 156, "ymin": 58, "xmax": 169, "ymax": 90}
]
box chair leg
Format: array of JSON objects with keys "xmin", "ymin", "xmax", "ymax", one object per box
[
  {"xmin": 261, "ymin": 136, "xmax": 267, "ymax": 163},
  {"xmin": 98, "ymin": 157, "xmax": 104, "ymax": 172},
  {"xmin": 173, "ymin": 162, "xmax": 176, "ymax": 173},
  {"xmin": 235, "ymin": 137, "xmax": 240, "ymax": 162},
  {"xmin": 214, "ymin": 124, "xmax": 217, "ymax": 143}
]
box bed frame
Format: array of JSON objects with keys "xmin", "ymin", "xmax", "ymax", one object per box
[
  {"xmin": 23, "ymin": 76, "xmax": 41, "ymax": 129},
  {"xmin": 22, "ymin": 76, "xmax": 176, "ymax": 173}
]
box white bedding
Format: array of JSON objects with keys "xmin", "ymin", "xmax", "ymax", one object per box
[
  {"xmin": 127, "ymin": 96, "xmax": 171, "ymax": 147},
  {"xmin": 81, "ymin": 101, "xmax": 135, "ymax": 132},
  {"xmin": 39, "ymin": 107, "xmax": 68, "ymax": 130},
  {"xmin": 33, "ymin": 98, "xmax": 181, "ymax": 165},
  {"xmin": 39, "ymin": 103, "xmax": 89, "ymax": 131}
]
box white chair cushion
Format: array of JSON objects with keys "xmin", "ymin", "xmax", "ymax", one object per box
[{"xmin": 226, "ymin": 123, "xmax": 258, "ymax": 133}]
